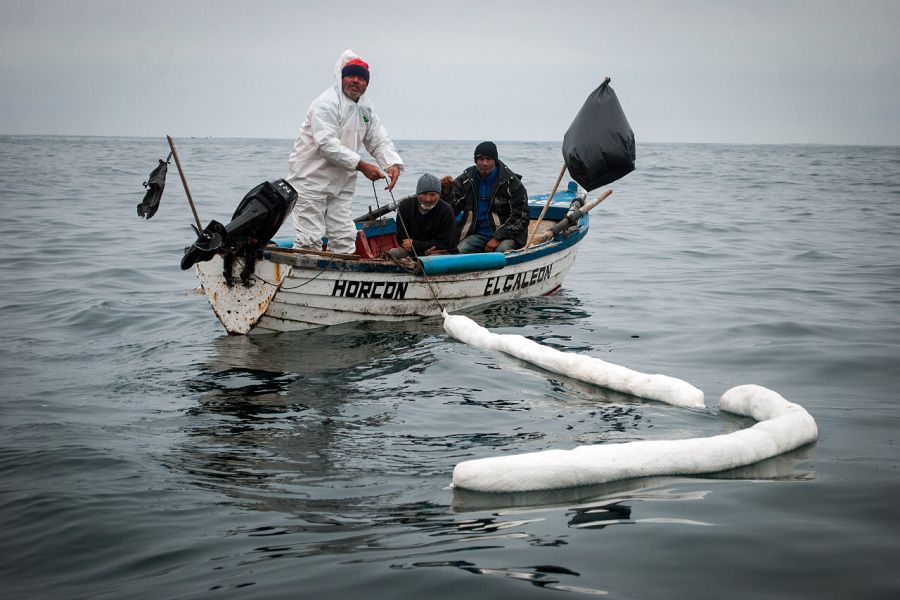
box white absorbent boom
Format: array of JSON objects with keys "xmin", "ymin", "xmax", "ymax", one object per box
[{"xmin": 442, "ymin": 313, "xmax": 818, "ymax": 494}]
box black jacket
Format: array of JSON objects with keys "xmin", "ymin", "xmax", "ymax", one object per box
[
  {"xmin": 444, "ymin": 160, "xmax": 529, "ymax": 248},
  {"xmin": 395, "ymin": 197, "xmax": 458, "ymax": 254}
]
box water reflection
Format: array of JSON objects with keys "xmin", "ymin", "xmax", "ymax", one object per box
[
  {"xmin": 400, "ymin": 560, "xmax": 608, "ymax": 595},
  {"xmin": 452, "ymin": 476, "xmax": 674, "ymax": 512},
  {"xmin": 205, "ymin": 319, "xmax": 440, "ymax": 376},
  {"xmin": 567, "ymin": 501, "xmax": 633, "ymax": 529},
  {"xmin": 451, "ymin": 447, "xmax": 816, "ymax": 513},
  {"xmin": 160, "ymin": 300, "xmax": 817, "ymax": 581},
  {"xmin": 167, "ymin": 322, "xmax": 441, "ymax": 512},
  {"xmin": 698, "ymin": 444, "xmax": 816, "ymax": 481},
  {"xmin": 465, "ymin": 291, "xmax": 589, "ymax": 328},
  {"xmin": 169, "ymin": 299, "xmax": 611, "ymax": 518}
]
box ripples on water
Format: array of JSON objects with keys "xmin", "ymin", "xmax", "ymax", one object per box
[{"xmin": 0, "ymin": 136, "xmax": 898, "ymax": 598}]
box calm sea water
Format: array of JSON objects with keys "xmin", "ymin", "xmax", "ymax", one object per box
[{"xmin": 1, "ymin": 136, "xmax": 898, "ymax": 599}]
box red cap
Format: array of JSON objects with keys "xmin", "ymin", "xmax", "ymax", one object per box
[{"xmin": 345, "ymin": 58, "xmax": 369, "ymax": 70}]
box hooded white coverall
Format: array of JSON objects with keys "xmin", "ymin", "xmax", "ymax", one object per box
[{"xmin": 287, "ymin": 49, "xmax": 403, "ymax": 254}]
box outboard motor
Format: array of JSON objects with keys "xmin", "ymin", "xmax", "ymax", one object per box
[{"xmin": 181, "ymin": 179, "xmax": 297, "ymax": 286}]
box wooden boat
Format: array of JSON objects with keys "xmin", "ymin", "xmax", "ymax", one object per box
[{"xmin": 194, "ymin": 183, "xmax": 597, "ymax": 334}]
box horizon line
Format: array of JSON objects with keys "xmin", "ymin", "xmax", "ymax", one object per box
[{"xmin": 0, "ymin": 133, "xmax": 897, "ymax": 148}]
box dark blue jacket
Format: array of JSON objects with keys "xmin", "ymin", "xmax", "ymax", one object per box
[{"xmin": 444, "ymin": 160, "xmax": 529, "ymax": 248}]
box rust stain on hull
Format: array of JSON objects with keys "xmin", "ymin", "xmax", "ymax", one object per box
[{"xmin": 196, "ymin": 256, "xmax": 291, "ymax": 335}]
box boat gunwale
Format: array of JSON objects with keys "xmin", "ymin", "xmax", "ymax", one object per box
[{"xmin": 260, "ymin": 214, "xmax": 589, "ymax": 274}]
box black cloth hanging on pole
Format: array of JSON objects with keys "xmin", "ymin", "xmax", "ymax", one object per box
[
  {"xmin": 137, "ymin": 159, "xmax": 169, "ymax": 219},
  {"xmin": 562, "ymin": 79, "xmax": 635, "ymax": 192}
]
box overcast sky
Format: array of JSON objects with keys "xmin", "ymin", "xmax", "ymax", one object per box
[{"xmin": 1, "ymin": 0, "xmax": 898, "ymax": 145}]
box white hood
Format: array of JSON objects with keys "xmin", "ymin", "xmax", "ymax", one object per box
[
  {"xmin": 333, "ymin": 48, "xmax": 365, "ymax": 100},
  {"xmin": 287, "ymin": 48, "xmax": 403, "ymax": 199}
]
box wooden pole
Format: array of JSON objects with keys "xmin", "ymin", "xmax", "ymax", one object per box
[
  {"xmin": 529, "ymin": 189, "xmax": 613, "ymax": 246},
  {"xmin": 166, "ymin": 135, "xmax": 203, "ymax": 231},
  {"xmin": 525, "ymin": 163, "xmax": 567, "ymax": 248}
]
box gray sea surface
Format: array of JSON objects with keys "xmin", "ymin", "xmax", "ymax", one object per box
[{"xmin": 1, "ymin": 136, "xmax": 899, "ymax": 599}]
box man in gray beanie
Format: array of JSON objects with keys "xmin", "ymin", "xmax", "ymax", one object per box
[{"xmin": 389, "ymin": 173, "xmax": 458, "ymax": 259}]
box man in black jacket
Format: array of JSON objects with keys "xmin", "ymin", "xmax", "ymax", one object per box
[
  {"xmin": 440, "ymin": 141, "xmax": 529, "ymax": 253},
  {"xmin": 389, "ymin": 173, "xmax": 457, "ymax": 259}
]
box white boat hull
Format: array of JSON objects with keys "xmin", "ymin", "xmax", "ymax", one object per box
[{"xmin": 196, "ymin": 242, "xmax": 579, "ymax": 334}]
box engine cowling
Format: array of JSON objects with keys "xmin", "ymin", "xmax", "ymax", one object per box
[{"xmin": 181, "ymin": 179, "xmax": 297, "ymax": 271}]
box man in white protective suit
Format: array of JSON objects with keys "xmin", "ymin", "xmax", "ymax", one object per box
[{"xmin": 287, "ymin": 49, "xmax": 404, "ymax": 254}]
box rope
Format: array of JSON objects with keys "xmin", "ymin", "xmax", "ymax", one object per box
[
  {"xmin": 376, "ymin": 179, "xmax": 447, "ymax": 314},
  {"xmin": 370, "ymin": 179, "xmax": 382, "ymax": 213},
  {"xmin": 232, "ymin": 257, "xmax": 327, "ymax": 290}
]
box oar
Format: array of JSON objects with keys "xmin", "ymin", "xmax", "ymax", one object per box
[
  {"xmin": 166, "ymin": 135, "xmax": 203, "ymax": 232},
  {"xmin": 525, "ymin": 163, "xmax": 567, "ymax": 248},
  {"xmin": 529, "ymin": 189, "xmax": 613, "ymax": 246}
]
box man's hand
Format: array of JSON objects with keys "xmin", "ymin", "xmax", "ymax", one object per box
[
  {"xmin": 385, "ymin": 165, "xmax": 400, "ymax": 191},
  {"xmin": 485, "ymin": 238, "xmax": 500, "ymax": 252},
  {"xmin": 440, "ymin": 175, "xmax": 454, "ymax": 197},
  {"xmin": 401, "ymin": 239, "xmax": 414, "ymax": 253},
  {"xmin": 357, "ymin": 160, "xmax": 385, "ymax": 182}
]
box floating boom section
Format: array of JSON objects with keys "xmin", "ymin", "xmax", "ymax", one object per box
[
  {"xmin": 442, "ymin": 313, "xmax": 704, "ymax": 408},
  {"xmin": 442, "ymin": 314, "xmax": 818, "ymax": 493}
]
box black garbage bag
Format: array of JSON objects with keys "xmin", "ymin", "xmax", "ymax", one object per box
[
  {"xmin": 562, "ymin": 79, "xmax": 635, "ymax": 192},
  {"xmin": 137, "ymin": 159, "xmax": 168, "ymax": 219}
]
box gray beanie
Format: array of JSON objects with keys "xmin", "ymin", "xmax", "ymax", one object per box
[{"xmin": 416, "ymin": 173, "xmax": 441, "ymax": 195}]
